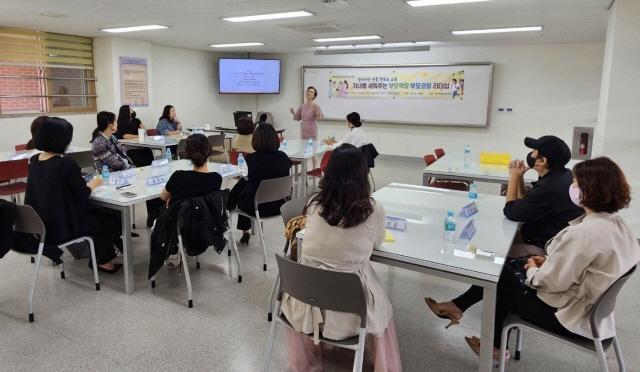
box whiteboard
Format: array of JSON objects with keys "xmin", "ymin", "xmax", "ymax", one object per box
[{"xmin": 302, "ymin": 63, "xmax": 493, "ymax": 127}]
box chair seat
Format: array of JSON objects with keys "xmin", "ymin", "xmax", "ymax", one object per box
[
  {"xmin": 0, "ymin": 182, "xmax": 26, "ymax": 196},
  {"xmin": 504, "ymin": 314, "xmax": 614, "ymax": 352},
  {"xmin": 306, "ymin": 168, "xmax": 323, "ymax": 177},
  {"xmin": 276, "ymin": 314, "xmax": 361, "ymax": 348},
  {"xmin": 292, "ymin": 160, "xmax": 302, "ymax": 166}
]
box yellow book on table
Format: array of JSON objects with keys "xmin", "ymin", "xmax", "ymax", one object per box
[
  {"xmin": 479, "ymin": 152, "xmax": 511, "ymax": 165},
  {"xmin": 384, "ymin": 230, "xmax": 396, "ymax": 242}
]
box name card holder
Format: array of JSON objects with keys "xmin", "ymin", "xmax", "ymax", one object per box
[
  {"xmin": 385, "ymin": 216, "xmax": 407, "ymax": 231},
  {"xmin": 459, "ymin": 219, "xmax": 477, "ymax": 240},
  {"xmin": 152, "ymin": 159, "xmax": 169, "ymax": 167},
  {"xmin": 152, "ymin": 135, "xmax": 165, "ymax": 142},
  {"xmin": 146, "ymin": 174, "xmax": 169, "ymax": 186},
  {"xmin": 460, "ymin": 202, "xmax": 479, "ymax": 218},
  {"xmin": 219, "ymin": 164, "xmax": 236, "ymax": 176}
]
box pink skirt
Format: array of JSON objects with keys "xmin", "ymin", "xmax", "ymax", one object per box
[
  {"xmin": 300, "ymin": 121, "xmax": 317, "ymax": 140},
  {"xmin": 284, "ymin": 320, "xmax": 402, "ymax": 372}
]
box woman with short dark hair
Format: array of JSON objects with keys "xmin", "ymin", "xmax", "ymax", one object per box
[
  {"xmin": 231, "ymin": 118, "xmax": 255, "ymax": 153},
  {"xmin": 161, "ymin": 134, "xmax": 222, "ymax": 205},
  {"xmin": 280, "ymin": 144, "xmax": 402, "ymax": 371},
  {"xmin": 25, "ymin": 117, "xmax": 122, "ymax": 272},
  {"xmin": 463, "ymin": 157, "xmax": 640, "ymax": 361},
  {"xmin": 227, "ymin": 124, "xmax": 292, "ymax": 244},
  {"xmin": 25, "ymin": 115, "xmax": 48, "ymax": 150}
]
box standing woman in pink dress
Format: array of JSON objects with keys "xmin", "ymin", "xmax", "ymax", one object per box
[{"xmin": 290, "ymin": 86, "xmax": 324, "ymax": 140}]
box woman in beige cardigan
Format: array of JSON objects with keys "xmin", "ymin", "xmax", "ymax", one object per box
[
  {"xmin": 280, "ymin": 144, "xmax": 401, "ymax": 372},
  {"xmin": 466, "ymin": 157, "xmax": 640, "ymax": 360},
  {"xmin": 231, "ymin": 118, "xmax": 254, "ymax": 154}
]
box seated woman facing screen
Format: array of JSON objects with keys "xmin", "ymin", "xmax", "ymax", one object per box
[
  {"xmin": 280, "ymin": 144, "xmax": 402, "ymax": 372},
  {"xmin": 323, "ymin": 112, "xmax": 369, "ymax": 149},
  {"xmin": 25, "ymin": 117, "xmax": 122, "ymax": 273},
  {"xmin": 91, "ymin": 111, "xmax": 132, "ymax": 172},
  {"xmin": 160, "ymin": 133, "xmax": 222, "ymax": 268},
  {"xmin": 456, "ymin": 157, "xmax": 639, "ymax": 361},
  {"xmin": 156, "ymin": 105, "xmax": 182, "ymax": 135},
  {"xmin": 227, "ymin": 124, "xmax": 292, "ymax": 245},
  {"xmin": 231, "ymin": 118, "xmax": 254, "ymax": 154},
  {"xmin": 115, "ymin": 105, "xmax": 154, "ymax": 168}
]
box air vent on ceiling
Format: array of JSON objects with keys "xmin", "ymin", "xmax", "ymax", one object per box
[{"xmin": 284, "ymin": 24, "xmax": 355, "ymax": 34}]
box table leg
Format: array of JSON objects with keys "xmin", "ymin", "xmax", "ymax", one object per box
[
  {"xmin": 121, "ymin": 205, "xmax": 135, "ymax": 294},
  {"xmin": 159, "ymin": 147, "xmax": 165, "ymax": 159},
  {"xmin": 479, "ymin": 283, "xmax": 497, "ymax": 372},
  {"xmin": 300, "ymin": 159, "xmax": 307, "ymax": 197},
  {"xmin": 423, "ymin": 172, "xmax": 433, "ymax": 186}
]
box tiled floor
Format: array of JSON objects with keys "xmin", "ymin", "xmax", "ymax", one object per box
[{"xmin": 1, "ymin": 158, "xmax": 638, "ymax": 371}]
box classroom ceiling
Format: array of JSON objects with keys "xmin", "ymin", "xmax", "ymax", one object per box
[{"xmin": 0, "ymin": 0, "xmax": 611, "ymax": 53}]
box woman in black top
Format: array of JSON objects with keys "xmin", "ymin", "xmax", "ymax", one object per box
[
  {"xmin": 160, "ymin": 134, "xmax": 222, "ymax": 268},
  {"xmin": 161, "ymin": 134, "xmax": 222, "ymax": 204},
  {"xmin": 25, "ymin": 117, "xmax": 122, "ymax": 273},
  {"xmin": 114, "ymin": 105, "xmax": 154, "ymax": 168},
  {"xmin": 227, "ymin": 124, "xmax": 292, "ymax": 244}
]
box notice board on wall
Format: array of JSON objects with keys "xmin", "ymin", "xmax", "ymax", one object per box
[
  {"xmin": 120, "ymin": 57, "xmax": 149, "ymax": 107},
  {"xmin": 302, "ymin": 63, "xmax": 493, "ymax": 127}
]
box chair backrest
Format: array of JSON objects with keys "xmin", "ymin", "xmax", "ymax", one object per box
[
  {"xmin": 589, "ymin": 265, "xmax": 636, "ymax": 339},
  {"xmin": 434, "ymin": 148, "xmax": 445, "ymax": 158},
  {"xmin": 207, "ymin": 134, "xmax": 225, "ymax": 148},
  {"xmin": 15, "ymin": 144, "xmax": 28, "ymax": 151},
  {"xmin": 276, "ymin": 255, "xmax": 367, "ymax": 328},
  {"xmin": 280, "ymin": 197, "xmax": 307, "ymax": 225},
  {"xmin": 254, "ymin": 175, "xmax": 293, "ymax": 208},
  {"xmin": 177, "ymin": 139, "xmax": 188, "ymax": 159},
  {"xmin": 65, "ymin": 151, "xmax": 95, "ymax": 171},
  {"xmin": 13, "ymin": 204, "xmax": 46, "ymax": 241},
  {"xmin": 424, "ymin": 154, "xmax": 437, "ymax": 166},
  {"xmin": 0, "ymin": 159, "xmax": 29, "ymax": 180},
  {"xmin": 319, "ymin": 151, "xmax": 333, "ymax": 172},
  {"xmin": 146, "ymin": 128, "xmax": 159, "ymax": 136}
]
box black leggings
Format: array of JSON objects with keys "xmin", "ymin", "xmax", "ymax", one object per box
[
  {"xmin": 493, "ymin": 281, "xmax": 573, "ymax": 348},
  {"xmin": 227, "ymin": 179, "xmax": 253, "ymax": 231},
  {"xmin": 83, "ymin": 208, "xmax": 122, "ymax": 265}
]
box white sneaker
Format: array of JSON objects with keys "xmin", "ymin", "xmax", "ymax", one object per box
[{"xmin": 166, "ymin": 253, "xmax": 181, "ymax": 269}]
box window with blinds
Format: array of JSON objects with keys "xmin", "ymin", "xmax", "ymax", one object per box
[{"xmin": 0, "ymin": 27, "xmax": 96, "ymax": 116}]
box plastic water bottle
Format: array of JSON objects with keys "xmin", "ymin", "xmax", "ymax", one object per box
[
  {"xmin": 281, "ymin": 137, "xmax": 288, "ymax": 151},
  {"xmin": 237, "ymin": 153, "xmax": 247, "ymax": 176},
  {"xmin": 468, "ymin": 182, "xmax": 478, "ymax": 200},
  {"xmin": 305, "ymin": 138, "xmax": 313, "ymax": 155},
  {"xmin": 331, "ymin": 132, "xmax": 336, "ymax": 141},
  {"xmin": 165, "ymin": 148, "xmax": 172, "ymax": 163},
  {"xmin": 444, "ymin": 210, "xmax": 456, "ymax": 242},
  {"xmin": 464, "ymin": 145, "xmax": 471, "ymax": 168},
  {"xmin": 101, "ymin": 165, "xmax": 110, "ymax": 182}
]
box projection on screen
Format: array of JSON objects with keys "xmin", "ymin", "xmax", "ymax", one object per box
[{"xmin": 218, "ymin": 59, "xmax": 281, "ymax": 94}]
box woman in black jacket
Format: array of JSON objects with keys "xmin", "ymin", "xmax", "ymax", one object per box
[
  {"xmin": 227, "ymin": 124, "xmax": 292, "ymax": 244},
  {"xmin": 25, "ymin": 117, "xmax": 122, "ymax": 272}
]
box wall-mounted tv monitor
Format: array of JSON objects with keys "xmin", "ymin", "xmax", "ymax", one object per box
[{"xmin": 219, "ymin": 58, "xmax": 281, "ymax": 94}]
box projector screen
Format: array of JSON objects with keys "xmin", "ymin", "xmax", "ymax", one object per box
[{"xmin": 219, "ymin": 58, "xmax": 281, "ymax": 94}]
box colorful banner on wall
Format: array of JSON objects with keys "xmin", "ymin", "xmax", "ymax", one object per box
[
  {"xmin": 120, "ymin": 57, "xmax": 149, "ymax": 107},
  {"xmin": 328, "ymin": 70, "xmax": 464, "ymax": 100}
]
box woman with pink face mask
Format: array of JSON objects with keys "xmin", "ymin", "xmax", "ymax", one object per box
[{"xmin": 463, "ymin": 157, "xmax": 640, "ymax": 362}]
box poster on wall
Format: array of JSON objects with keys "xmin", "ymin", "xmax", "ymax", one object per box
[
  {"xmin": 119, "ymin": 57, "xmax": 149, "ymax": 107},
  {"xmin": 328, "ymin": 69, "xmax": 465, "ymax": 100}
]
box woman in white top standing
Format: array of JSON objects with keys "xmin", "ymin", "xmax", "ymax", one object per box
[
  {"xmin": 466, "ymin": 157, "xmax": 640, "ymax": 361},
  {"xmin": 323, "ymin": 112, "xmax": 368, "ymax": 149},
  {"xmin": 280, "ymin": 144, "xmax": 401, "ymax": 371}
]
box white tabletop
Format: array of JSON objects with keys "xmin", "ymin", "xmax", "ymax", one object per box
[
  {"xmin": 280, "ymin": 139, "xmax": 329, "ymax": 160},
  {"xmin": 91, "ymin": 160, "xmax": 240, "ymax": 207},
  {"xmin": 0, "ymin": 147, "xmax": 91, "ymax": 162},
  {"xmin": 120, "ymin": 136, "xmax": 179, "ymax": 148},
  {"xmin": 424, "ymin": 156, "xmax": 580, "ymax": 184},
  {"xmin": 424, "ymin": 156, "xmax": 539, "ymax": 184},
  {"xmin": 374, "ymin": 183, "xmax": 518, "ymax": 282}
]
